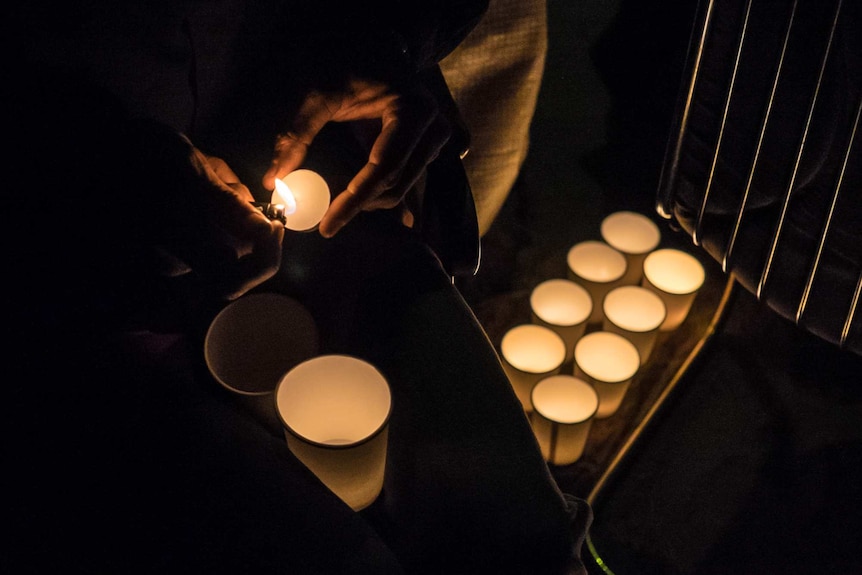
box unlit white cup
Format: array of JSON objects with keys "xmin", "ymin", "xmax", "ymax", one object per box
[
  {"xmin": 530, "ymin": 279, "xmax": 593, "ymax": 363},
  {"xmin": 641, "ymin": 248, "xmax": 706, "ymax": 331},
  {"xmin": 566, "ymin": 240, "xmax": 628, "ymax": 325},
  {"xmin": 275, "ymin": 355, "xmax": 392, "ymax": 511},
  {"xmin": 531, "ymin": 375, "xmax": 599, "ymax": 465},
  {"xmin": 573, "ymin": 331, "xmax": 640, "ymax": 419},
  {"xmin": 600, "ymin": 211, "xmax": 662, "ymax": 285},
  {"xmin": 205, "ymin": 292, "xmax": 320, "ymax": 434},
  {"xmin": 500, "ymin": 324, "xmax": 567, "ymax": 412},
  {"xmin": 602, "ymin": 285, "xmax": 667, "ymax": 363}
]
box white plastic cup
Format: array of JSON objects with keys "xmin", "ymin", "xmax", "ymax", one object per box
[
  {"xmin": 573, "ymin": 331, "xmax": 640, "ymax": 419},
  {"xmin": 566, "ymin": 240, "xmax": 628, "ymax": 325},
  {"xmin": 204, "ymin": 292, "xmax": 320, "ymax": 434},
  {"xmin": 641, "ymin": 248, "xmax": 706, "ymax": 331},
  {"xmin": 500, "ymin": 324, "xmax": 567, "ymax": 412},
  {"xmin": 275, "ymin": 355, "xmax": 392, "ymax": 511},
  {"xmin": 530, "ymin": 279, "xmax": 593, "ymax": 363},
  {"xmin": 600, "ymin": 211, "xmax": 662, "ymax": 285},
  {"xmin": 531, "ymin": 375, "xmax": 599, "ymax": 465},
  {"xmin": 602, "ymin": 285, "xmax": 667, "ymax": 363}
]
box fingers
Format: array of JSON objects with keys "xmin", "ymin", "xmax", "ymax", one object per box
[
  {"xmin": 167, "ymin": 151, "xmax": 285, "ymax": 299},
  {"xmin": 212, "ymin": 209, "xmax": 285, "ymax": 300},
  {"xmin": 366, "ymin": 107, "xmax": 452, "ymax": 210},
  {"xmin": 262, "ymin": 92, "xmax": 335, "ymax": 191},
  {"xmin": 319, "ymin": 89, "xmax": 450, "ymax": 238},
  {"xmin": 202, "ymin": 164, "xmax": 285, "ymax": 298},
  {"xmin": 204, "ymin": 153, "xmax": 255, "ymax": 202},
  {"xmin": 170, "ymin": 198, "xmax": 285, "ymax": 300},
  {"xmin": 266, "ymin": 78, "xmax": 453, "ymax": 238}
]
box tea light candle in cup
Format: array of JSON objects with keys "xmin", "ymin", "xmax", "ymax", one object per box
[
  {"xmin": 500, "ymin": 324, "xmax": 567, "ymax": 412},
  {"xmin": 566, "ymin": 240, "xmax": 628, "ymax": 325},
  {"xmin": 641, "ymin": 248, "xmax": 706, "ymax": 331},
  {"xmin": 272, "ymin": 169, "xmax": 331, "ymax": 232},
  {"xmin": 275, "ymin": 355, "xmax": 392, "ymax": 511},
  {"xmin": 530, "ymin": 279, "xmax": 593, "ymax": 363},
  {"xmin": 573, "ymin": 331, "xmax": 640, "ymax": 419},
  {"xmin": 530, "ymin": 375, "xmax": 599, "ymax": 465},
  {"xmin": 600, "ymin": 211, "xmax": 662, "ymax": 285},
  {"xmin": 602, "ymin": 285, "xmax": 667, "ymax": 364}
]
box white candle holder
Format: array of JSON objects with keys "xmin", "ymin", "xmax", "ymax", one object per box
[
  {"xmin": 272, "ymin": 169, "xmax": 331, "ymax": 232},
  {"xmin": 641, "ymin": 248, "xmax": 706, "ymax": 331},
  {"xmin": 573, "ymin": 331, "xmax": 640, "ymax": 419},
  {"xmin": 602, "ymin": 285, "xmax": 667, "ymax": 364},
  {"xmin": 566, "ymin": 240, "xmax": 627, "ymax": 325},
  {"xmin": 600, "ymin": 211, "xmax": 662, "ymax": 286},
  {"xmin": 530, "ymin": 375, "xmax": 599, "ymax": 465},
  {"xmin": 275, "ymin": 355, "xmax": 392, "ymax": 511},
  {"xmin": 530, "ymin": 279, "xmax": 593, "ymax": 363},
  {"xmin": 500, "ymin": 324, "xmax": 567, "ymax": 412},
  {"xmin": 204, "ymin": 292, "xmax": 320, "ymax": 435}
]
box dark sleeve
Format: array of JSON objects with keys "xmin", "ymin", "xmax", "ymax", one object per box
[
  {"xmin": 267, "ymin": 0, "xmax": 490, "ymax": 91},
  {"xmin": 7, "ymin": 59, "xmax": 214, "ymax": 333}
]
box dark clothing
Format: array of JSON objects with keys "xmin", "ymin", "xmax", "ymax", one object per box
[{"xmin": 5, "ymin": 1, "xmax": 589, "ymax": 572}]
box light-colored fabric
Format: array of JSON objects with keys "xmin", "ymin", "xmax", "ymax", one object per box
[{"xmin": 440, "ymin": 0, "xmax": 548, "ymax": 236}]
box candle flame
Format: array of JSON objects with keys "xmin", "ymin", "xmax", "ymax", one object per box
[{"xmin": 273, "ymin": 178, "xmax": 298, "ymax": 215}]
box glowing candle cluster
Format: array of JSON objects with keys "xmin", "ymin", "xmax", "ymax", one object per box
[
  {"xmin": 500, "ymin": 324, "xmax": 567, "ymax": 412},
  {"xmin": 499, "ymin": 209, "xmax": 706, "ymax": 464}
]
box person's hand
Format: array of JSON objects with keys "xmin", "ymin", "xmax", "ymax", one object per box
[
  {"xmin": 262, "ymin": 76, "xmax": 452, "ymax": 238},
  {"xmin": 187, "ymin": 149, "xmax": 285, "ymax": 299},
  {"xmin": 134, "ymin": 126, "xmax": 285, "ymax": 301}
]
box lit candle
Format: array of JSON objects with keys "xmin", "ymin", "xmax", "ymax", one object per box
[
  {"xmin": 566, "ymin": 240, "xmax": 627, "ymax": 325},
  {"xmin": 530, "ymin": 375, "xmax": 599, "ymax": 465},
  {"xmin": 272, "ymin": 169, "xmax": 331, "ymax": 232},
  {"xmin": 641, "ymin": 248, "xmax": 706, "ymax": 331},
  {"xmin": 204, "ymin": 292, "xmax": 320, "ymax": 435},
  {"xmin": 275, "ymin": 355, "xmax": 391, "ymax": 511},
  {"xmin": 573, "ymin": 331, "xmax": 640, "ymax": 419},
  {"xmin": 602, "ymin": 285, "xmax": 667, "ymax": 364},
  {"xmin": 600, "ymin": 211, "xmax": 662, "ymax": 285},
  {"xmin": 500, "ymin": 324, "xmax": 567, "ymax": 412},
  {"xmin": 530, "ymin": 279, "xmax": 593, "ymax": 363}
]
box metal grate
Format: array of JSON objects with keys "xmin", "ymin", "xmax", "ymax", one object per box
[{"xmin": 656, "ymin": 0, "xmax": 861, "ymax": 354}]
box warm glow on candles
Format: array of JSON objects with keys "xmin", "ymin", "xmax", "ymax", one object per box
[
  {"xmin": 501, "ymin": 324, "xmax": 567, "ymax": 374},
  {"xmin": 532, "ymin": 375, "xmax": 598, "ymax": 423},
  {"xmin": 500, "ymin": 324, "xmax": 567, "ymax": 412},
  {"xmin": 566, "ymin": 240, "xmax": 627, "ymax": 324},
  {"xmin": 530, "ymin": 279, "xmax": 593, "ymax": 327},
  {"xmin": 573, "ymin": 331, "xmax": 640, "ymax": 419},
  {"xmin": 642, "ymin": 248, "xmax": 706, "ymax": 331},
  {"xmin": 575, "ymin": 331, "xmax": 640, "ymax": 383},
  {"xmin": 603, "ymin": 286, "xmax": 666, "ymax": 333},
  {"xmin": 276, "ymin": 355, "xmax": 391, "ymax": 511},
  {"xmin": 567, "ymin": 240, "xmax": 628, "ymax": 283},
  {"xmin": 271, "ymin": 169, "xmax": 331, "ymax": 232},
  {"xmin": 530, "ymin": 279, "xmax": 592, "ymax": 362},
  {"xmin": 601, "ymin": 211, "xmax": 661, "ymax": 255},
  {"xmin": 602, "ymin": 285, "xmax": 666, "ymax": 363},
  {"xmin": 643, "ymin": 249, "xmax": 705, "ymax": 295},
  {"xmin": 531, "ymin": 375, "xmax": 599, "ymax": 465},
  {"xmin": 600, "ymin": 211, "xmax": 661, "ymax": 285}
]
